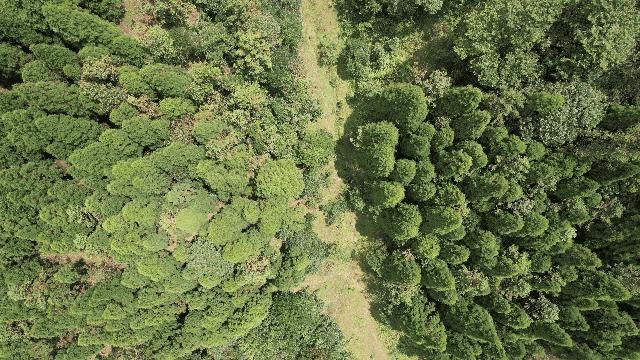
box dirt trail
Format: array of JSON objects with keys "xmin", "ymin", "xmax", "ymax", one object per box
[{"xmin": 297, "ymin": 0, "xmax": 392, "ymax": 358}]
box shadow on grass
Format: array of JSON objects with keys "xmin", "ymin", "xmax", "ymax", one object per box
[
  {"xmin": 332, "ymin": 94, "xmax": 430, "ymax": 358},
  {"xmin": 327, "ymin": 2, "xmax": 475, "ymax": 356}
]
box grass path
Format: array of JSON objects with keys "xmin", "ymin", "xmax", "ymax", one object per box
[
  {"xmin": 298, "ymin": 0, "xmax": 350, "ymax": 134},
  {"xmin": 296, "ymin": 1, "xmax": 395, "ymax": 359}
]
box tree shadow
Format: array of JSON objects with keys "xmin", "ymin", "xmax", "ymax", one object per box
[
  {"xmin": 329, "ymin": 3, "xmax": 466, "ymax": 357},
  {"xmin": 354, "ymin": 250, "xmax": 435, "ymax": 358},
  {"xmin": 332, "ymin": 92, "xmax": 431, "ymax": 358}
]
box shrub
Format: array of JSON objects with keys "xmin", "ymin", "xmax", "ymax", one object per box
[
  {"xmin": 353, "ymin": 121, "xmax": 399, "ymax": 178},
  {"xmin": 255, "ymin": 159, "xmax": 305, "ymax": 200},
  {"xmin": 317, "ymin": 35, "xmax": 341, "ymax": 66},
  {"xmin": 42, "ymin": 4, "xmax": 120, "ymax": 48},
  {"xmin": 381, "ymin": 203, "xmax": 422, "ymax": 243},
  {"xmin": 341, "ymin": 37, "xmax": 371, "ymax": 79},
  {"xmin": 391, "ymin": 159, "xmax": 417, "ymax": 185},
  {"xmin": 374, "ymin": 83, "xmax": 429, "ymax": 132},
  {"xmin": 320, "ymin": 198, "xmax": 349, "ymax": 225},
  {"xmin": 234, "ymin": 293, "xmax": 350, "ymax": 359},
  {"xmin": 298, "ymin": 129, "xmax": 335, "ymax": 169}
]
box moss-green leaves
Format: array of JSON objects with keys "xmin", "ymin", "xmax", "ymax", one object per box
[{"xmin": 255, "ymin": 159, "xmax": 304, "ymax": 200}]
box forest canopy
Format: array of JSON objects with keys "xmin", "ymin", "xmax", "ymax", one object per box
[
  {"xmin": 2, "ymin": 0, "xmax": 640, "ymax": 359},
  {"xmin": 337, "ymin": 0, "xmax": 640, "ymax": 358},
  {"xmin": 0, "ymin": 0, "xmax": 346, "ymax": 358}
]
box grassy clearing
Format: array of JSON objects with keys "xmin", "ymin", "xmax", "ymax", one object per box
[
  {"xmin": 298, "ymin": 0, "xmax": 351, "ymax": 135},
  {"xmin": 296, "ymin": 0, "xmax": 416, "ymax": 358},
  {"xmin": 118, "ymin": 0, "xmax": 144, "ymax": 36},
  {"xmin": 302, "ymin": 260, "xmax": 389, "ymax": 359}
]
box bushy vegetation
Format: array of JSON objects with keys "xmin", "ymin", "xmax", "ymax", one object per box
[
  {"xmin": 0, "ymin": 0, "xmax": 346, "ymax": 358},
  {"xmin": 4, "ymin": 0, "xmax": 640, "ymax": 358},
  {"xmin": 338, "ymin": 0, "xmax": 640, "ymax": 358},
  {"xmin": 230, "ymin": 292, "xmax": 350, "ymax": 359}
]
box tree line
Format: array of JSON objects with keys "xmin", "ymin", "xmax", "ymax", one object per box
[{"xmin": 338, "ymin": 0, "xmax": 640, "ymax": 358}]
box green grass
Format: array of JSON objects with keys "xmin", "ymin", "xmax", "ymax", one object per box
[
  {"xmin": 299, "ymin": 0, "xmax": 351, "ymax": 135},
  {"xmin": 296, "ymin": 0, "xmax": 422, "ymax": 358}
]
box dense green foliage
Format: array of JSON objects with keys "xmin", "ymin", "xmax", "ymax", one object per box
[
  {"xmin": 338, "ymin": 0, "xmax": 640, "ymax": 358},
  {"xmin": 4, "ymin": 0, "xmax": 640, "ymax": 358},
  {"xmin": 231, "ymin": 292, "xmax": 350, "ymax": 359},
  {"xmin": 0, "ymin": 0, "xmax": 347, "ymax": 358}
]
